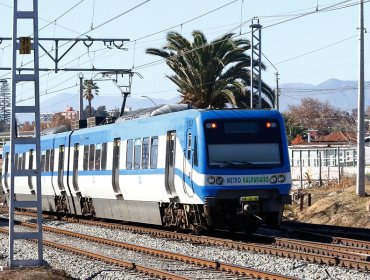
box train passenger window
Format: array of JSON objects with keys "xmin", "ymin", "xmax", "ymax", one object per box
[
  {"xmin": 89, "ymin": 144, "xmax": 95, "ymax": 170},
  {"xmin": 45, "ymin": 150, "xmax": 50, "ymax": 172},
  {"xmin": 95, "ymin": 143, "xmax": 101, "ymax": 170},
  {"xmin": 187, "ymin": 133, "xmax": 192, "ymax": 160},
  {"xmin": 73, "ymin": 144, "xmax": 79, "ymax": 192},
  {"xmin": 101, "ymin": 143, "xmax": 107, "ymax": 170},
  {"xmin": 126, "ymin": 139, "xmax": 133, "ymax": 169},
  {"xmin": 134, "ymin": 138, "xmax": 141, "ymax": 169},
  {"xmin": 28, "ymin": 149, "xmax": 34, "ymax": 191},
  {"xmin": 17, "ymin": 154, "xmax": 23, "ymax": 170},
  {"xmin": 193, "ymin": 136, "xmax": 198, "ymax": 166},
  {"xmin": 41, "ymin": 152, "xmax": 45, "ymax": 172},
  {"xmin": 150, "ymin": 137, "xmax": 158, "ymax": 169},
  {"xmin": 142, "ymin": 137, "xmax": 149, "ymax": 169},
  {"xmin": 22, "ymin": 152, "xmax": 26, "ymax": 170},
  {"xmin": 58, "ymin": 145, "xmax": 65, "ymax": 191},
  {"xmin": 4, "ymin": 152, "xmax": 9, "ymax": 189},
  {"xmin": 83, "ymin": 145, "xmax": 89, "ymax": 171},
  {"xmin": 14, "ymin": 153, "xmax": 19, "ymax": 170},
  {"xmin": 50, "ymin": 149, "xmax": 55, "ymax": 172}
]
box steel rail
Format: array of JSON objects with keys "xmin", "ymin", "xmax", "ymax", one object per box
[
  {"xmin": 0, "ymin": 227, "xmax": 190, "ymax": 280},
  {"xmin": 13, "ymin": 220, "xmax": 296, "ymax": 280}
]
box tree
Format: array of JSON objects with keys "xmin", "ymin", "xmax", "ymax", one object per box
[
  {"xmin": 286, "ymin": 98, "xmax": 355, "ymax": 136},
  {"xmin": 283, "ymin": 113, "xmax": 308, "ymax": 145},
  {"xmin": 83, "ymin": 79, "xmax": 99, "ymax": 117},
  {"xmin": 83, "ymin": 105, "xmax": 96, "ymax": 118},
  {"xmin": 50, "ymin": 113, "xmax": 71, "ymax": 130},
  {"xmin": 0, "ymin": 80, "xmax": 11, "ymax": 124},
  {"xmin": 96, "ymin": 105, "xmax": 108, "ymax": 117},
  {"xmin": 146, "ymin": 30, "xmax": 274, "ymax": 109}
]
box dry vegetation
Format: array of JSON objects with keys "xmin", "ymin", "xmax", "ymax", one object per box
[
  {"xmin": 284, "ymin": 176, "xmax": 370, "ymax": 228},
  {"xmin": 0, "ymin": 267, "xmax": 72, "ymax": 280}
]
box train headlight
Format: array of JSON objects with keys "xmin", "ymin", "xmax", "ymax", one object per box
[
  {"xmin": 216, "ymin": 177, "xmax": 224, "ymax": 185},
  {"xmin": 208, "ymin": 176, "xmax": 215, "ymax": 184},
  {"xmin": 270, "ymin": 175, "xmax": 277, "ymax": 184},
  {"xmin": 278, "ymin": 174, "xmax": 286, "ymax": 183}
]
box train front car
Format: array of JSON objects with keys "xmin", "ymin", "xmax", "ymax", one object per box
[{"xmin": 194, "ymin": 109, "xmax": 291, "ymax": 233}]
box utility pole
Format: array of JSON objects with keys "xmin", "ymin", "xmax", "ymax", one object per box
[
  {"xmin": 79, "ymin": 73, "xmax": 84, "ymax": 120},
  {"xmin": 9, "ymin": 0, "xmax": 43, "ymax": 267},
  {"xmin": 250, "ymin": 18, "xmax": 262, "ymax": 109},
  {"xmin": 275, "ymin": 71, "xmax": 280, "ymax": 111},
  {"xmin": 356, "ymin": 0, "xmax": 365, "ymax": 197}
]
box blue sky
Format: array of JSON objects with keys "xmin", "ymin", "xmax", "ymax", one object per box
[{"xmin": 0, "ymin": 0, "xmax": 368, "ymax": 107}]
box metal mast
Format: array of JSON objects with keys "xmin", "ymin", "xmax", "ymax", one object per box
[
  {"xmin": 250, "ymin": 18, "xmax": 262, "ymax": 109},
  {"xmin": 9, "ymin": 0, "xmax": 43, "ymax": 266},
  {"xmin": 356, "ymin": 0, "xmax": 365, "ymax": 197}
]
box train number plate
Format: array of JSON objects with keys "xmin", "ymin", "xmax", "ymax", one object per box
[{"xmin": 240, "ymin": 196, "xmax": 259, "ymax": 202}]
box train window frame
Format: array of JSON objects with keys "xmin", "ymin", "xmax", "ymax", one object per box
[
  {"xmin": 126, "ymin": 139, "xmax": 133, "ymax": 169},
  {"xmin": 150, "ymin": 136, "xmax": 158, "ymax": 169},
  {"xmin": 89, "ymin": 144, "xmax": 95, "ymax": 170},
  {"xmin": 134, "ymin": 138, "xmax": 141, "ymax": 169},
  {"xmin": 101, "ymin": 142, "xmax": 107, "ymax": 170},
  {"xmin": 83, "ymin": 145, "xmax": 89, "ymax": 171},
  {"xmin": 142, "ymin": 137, "xmax": 149, "ymax": 169}
]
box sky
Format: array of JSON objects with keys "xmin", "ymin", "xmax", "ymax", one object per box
[{"xmin": 0, "ymin": 0, "xmax": 368, "ymax": 110}]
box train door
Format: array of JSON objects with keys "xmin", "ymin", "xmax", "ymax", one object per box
[
  {"xmin": 112, "ymin": 138, "xmax": 123, "ymax": 198},
  {"xmin": 165, "ymin": 131, "xmax": 177, "ymax": 197},
  {"xmin": 57, "ymin": 145, "xmax": 65, "ymax": 193}
]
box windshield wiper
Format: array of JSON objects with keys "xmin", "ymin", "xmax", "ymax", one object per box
[{"xmin": 211, "ymin": 160, "xmax": 257, "ymax": 168}]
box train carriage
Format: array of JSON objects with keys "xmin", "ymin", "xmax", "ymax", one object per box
[{"xmin": 1, "ymin": 105, "xmax": 292, "ymax": 233}]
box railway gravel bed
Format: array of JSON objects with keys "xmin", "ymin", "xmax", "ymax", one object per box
[{"xmin": 2, "ymin": 215, "xmax": 370, "ymax": 279}]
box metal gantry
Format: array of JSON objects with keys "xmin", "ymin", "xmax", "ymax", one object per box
[
  {"xmin": 9, "ymin": 0, "xmax": 43, "ymax": 266},
  {"xmin": 250, "ymin": 18, "xmax": 262, "ymax": 109}
]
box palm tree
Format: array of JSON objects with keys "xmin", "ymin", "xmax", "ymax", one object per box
[
  {"xmin": 146, "ymin": 30, "xmax": 274, "ymax": 109},
  {"xmin": 83, "ymin": 79, "xmax": 99, "ymax": 117}
]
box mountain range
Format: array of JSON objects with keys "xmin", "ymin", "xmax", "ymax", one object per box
[{"xmin": 37, "ymin": 78, "xmax": 369, "ymax": 116}]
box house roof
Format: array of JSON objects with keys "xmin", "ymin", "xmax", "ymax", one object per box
[{"xmin": 313, "ymin": 131, "xmax": 357, "ymax": 143}]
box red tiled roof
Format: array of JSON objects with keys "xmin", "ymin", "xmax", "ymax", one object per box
[{"xmin": 314, "ymin": 131, "xmax": 356, "ymax": 143}]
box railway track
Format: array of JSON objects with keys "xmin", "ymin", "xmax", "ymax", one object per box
[
  {"xmin": 5, "ymin": 210, "xmax": 370, "ymax": 272},
  {"xmin": 0, "ymin": 218, "xmax": 296, "ymax": 280}
]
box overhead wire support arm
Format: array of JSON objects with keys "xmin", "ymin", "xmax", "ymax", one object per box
[{"xmin": 0, "ymin": 37, "xmax": 130, "ymax": 73}]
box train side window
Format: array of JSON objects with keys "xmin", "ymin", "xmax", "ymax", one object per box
[
  {"xmin": 83, "ymin": 145, "xmax": 89, "ymax": 171},
  {"xmin": 134, "ymin": 138, "xmax": 141, "ymax": 169},
  {"xmin": 50, "ymin": 149, "xmax": 55, "ymax": 172},
  {"xmin": 73, "ymin": 144, "xmax": 79, "ymax": 192},
  {"xmin": 4, "ymin": 152, "xmax": 9, "ymax": 189},
  {"xmin": 126, "ymin": 139, "xmax": 133, "ymax": 169},
  {"xmin": 22, "ymin": 152, "xmax": 26, "ymax": 170},
  {"xmin": 187, "ymin": 133, "xmax": 192, "ymax": 160},
  {"xmin": 58, "ymin": 145, "xmax": 65, "ymax": 191},
  {"xmin": 45, "ymin": 149, "xmax": 50, "ymax": 172},
  {"xmin": 14, "ymin": 153, "xmax": 19, "ymax": 170},
  {"xmin": 142, "ymin": 137, "xmax": 149, "ymax": 169},
  {"xmin": 89, "ymin": 144, "xmax": 95, "ymax": 170},
  {"xmin": 150, "ymin": 137, "xmax": 158, "ymax": 169},
  {"xmin": 101, "ymin": 143, "xmax": 107, "ymax": 170},
  {"xmin": 95, "ymin": 143, "xmax": 101, "ymax": 170},
  {"xmin": 41, "ymin": 151, "xmax": 45, "ymax": 172},
  {"xmin": 193, "ymin": 136, "xmax": 198, "ymax": 166}
]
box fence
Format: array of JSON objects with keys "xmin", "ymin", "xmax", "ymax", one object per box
[{"xmin": 289, "ymin": 145, "xmax": 370, "ymax": 189}]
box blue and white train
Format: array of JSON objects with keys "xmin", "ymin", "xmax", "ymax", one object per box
[{"xmin": 1, "ymin": 105, "xmax": 292, "ymax": 233}]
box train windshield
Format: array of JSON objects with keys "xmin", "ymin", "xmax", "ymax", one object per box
[{"xmin": 204, "ymin": 119, "xmax": 282, "ymax": 169}]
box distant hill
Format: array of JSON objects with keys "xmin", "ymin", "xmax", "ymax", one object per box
[
  {"xmin": 37, "ymin": 78, "xmax": 370, "ymax": 116},
  {"xmin": 279, "ymin": 79, "xmax": 369, "ymax": 112}
]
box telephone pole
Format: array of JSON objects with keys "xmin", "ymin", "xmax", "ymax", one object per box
[{"xmin": 356, "ymin": 0, "xmax": 365, "ymax": 197}]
